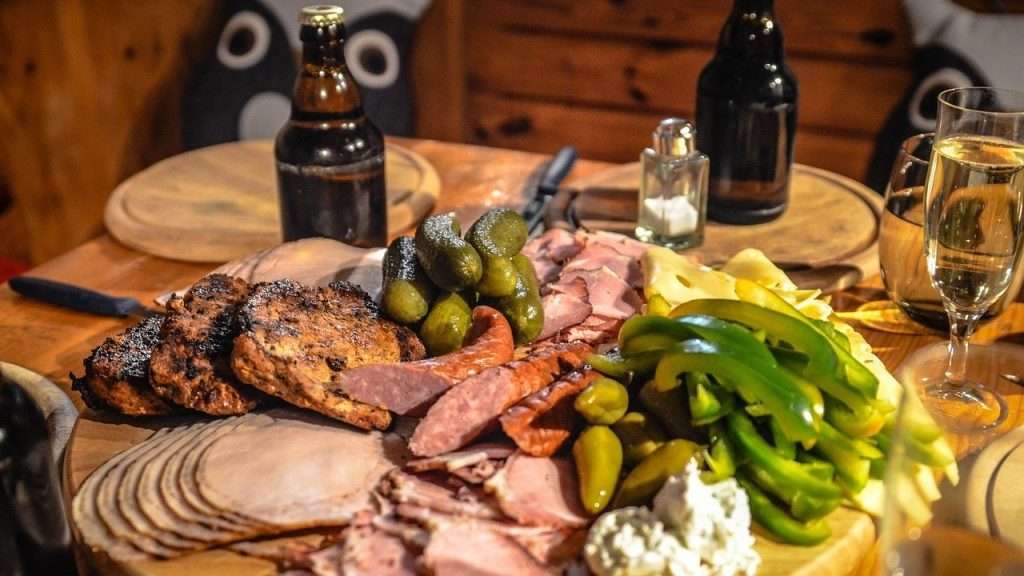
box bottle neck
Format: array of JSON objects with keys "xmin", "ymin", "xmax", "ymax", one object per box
[
  {"xmin": 717, "ymin": 0, "xmax": 784, "ymax": 60},
  {"xmin": 291, "ymin": 24, "xmax": 364, "ymax": 121}
]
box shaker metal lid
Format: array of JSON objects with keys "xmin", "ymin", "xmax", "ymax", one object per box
[
  {"xmin": 653, "ymin": 118, "xmax": 697, "ymax": 156},
  {"xmin": 299, "ymin": 5, "xmax": 345, "ymax": 26}
]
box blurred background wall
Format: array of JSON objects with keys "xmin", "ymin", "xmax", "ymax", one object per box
[{"xmin": 0, "ymin": 0, "xmax": 1020, "ymax": 268}]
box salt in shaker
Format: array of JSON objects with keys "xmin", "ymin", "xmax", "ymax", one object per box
[{"xmin": 635, "ymin": 118, "xmax": 709, "ymax": 249}]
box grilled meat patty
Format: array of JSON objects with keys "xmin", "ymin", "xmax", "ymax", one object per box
[
  {"xmin": 72, "ymin": 314, "xmax": 178, "ymax": 416},
  {"xmin": 149, "ymin": 274, "xmax": 263, "ymax": 415},
  {"xmin": 231, "ymin": 279, "xmax": 425, "ymax": 430}
]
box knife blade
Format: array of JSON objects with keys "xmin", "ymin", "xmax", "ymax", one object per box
[
  {"xmin": 7, "ymin": 276, "xmax": 156, "ymax": 318},
  {"xmin": 522, "ymin": 146, "xmax": 578, "ymax": 235}
]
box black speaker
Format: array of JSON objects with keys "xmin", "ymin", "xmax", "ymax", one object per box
[{"xmin": 182, "ymin": 0, "xmax": 430, "ymax": 149}]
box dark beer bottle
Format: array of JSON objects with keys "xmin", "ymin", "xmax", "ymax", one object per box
[
  {"xmin": 275, "ymin": 5, "xmax": 387, "ymax": 247},
  {"xmin": 696, "ymin": 0, "xmax": 798, "ymax": 225}
]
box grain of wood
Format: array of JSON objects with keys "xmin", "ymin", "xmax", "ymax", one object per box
[
  {"xmin": 468, "ymin": 93, "xmax": 877, "ymax": 181},
  {"xmin": 466, "ymin": 27, "xmax": 910, "ymax": 138}
]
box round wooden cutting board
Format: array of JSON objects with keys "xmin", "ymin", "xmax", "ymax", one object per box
[
  {"xmin": 552, "ymin": 163, "xmax": 882, "ymax": 292},
  {"xmin": 104, "ymin": 140, "xmax": 440, "ymax": 263},
  {"xmin": 66, "ymin": 412, "xmax": 874, "ymax": 576}
]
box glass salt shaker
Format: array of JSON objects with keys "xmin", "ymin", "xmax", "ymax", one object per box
[{"xmin": 635, "ymin": 118, "xmax": 709, "ymax": 250}]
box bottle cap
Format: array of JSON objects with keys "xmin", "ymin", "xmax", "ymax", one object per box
[
  {"xmin": 299, "ymin": 5, "xmax": 345, "ymax": 26},
  {"xmin": 652, "ymin": 118, "xmax": 697, "ymax": 156}
]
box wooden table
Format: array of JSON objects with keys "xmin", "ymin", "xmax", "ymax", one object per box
[{"xmin": 2, "ymin": 138, "xmax": 1023, "ymax": 574}]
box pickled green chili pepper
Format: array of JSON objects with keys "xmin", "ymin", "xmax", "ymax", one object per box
[
  {"xmin": 657, "ymin": 341, "xmax": 818, "ymax": 442},
  {"xmin": 573, "ymin": 426, "xmax": 623, "ymax": 515},
  {"xmin": 575, "ymin": 377, "xmax": 630, "ymax": 425},
  {"xmin": 725, "ymin": 412, "xmax": 840, "ymax": 499},
  {"xmin": 737, "ymin": 473, "xmax": 832, "ymax": 546},
  {"xmin": 613, "ymin": 411, "xmax": 668, "ymax": 466},
  {"xmin": 612, "ymin": 439, "xmax": 699, "ymax": 508}
]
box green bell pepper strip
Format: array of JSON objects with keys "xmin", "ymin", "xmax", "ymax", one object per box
[
  {"xmin": 588, "ymin": 351, "xmax": 660, "ymax": 380},
  {"xmin": 874, "ymin": 430, "xmax": 953, "ymax": 468},
  {"xmin": 825, "ymin": 397, "xmax": 884, "ymax": 438},
  {"xmin": 851, "ymin": 438, "xmax": 884, "ymax": 460},
  {"xmin": 639, "ymin": 378, "xmax": 692, "ymax": 439},
  {"xmin": 743, "ymin": 464, "xmax": 841, "ymax": 521},
  {"xmin": 812, "ymin": 421, "xmax": 870, "ymax": 493},
  {"xmin": 733, "ymin": 279, "xmax": 879, "ymax": 397},
  {"xmin": 869, "ymin": 458, "xmax": 887, "ymax": 479},
  {"xmin": 745, "ymin": 404, "xmax": 772, "ymax": 417},
  {"xmin": 701, "ymin": 424, "xmax": 739, "ymax": 483},
  {"xmin": 796, "ymin": 451, "xmax": 836, "ymax": 480},
  {"xmin": 619, "ymin": 314, "xmax": 777, "ymax": 367},
  {"xmin": 671, "ymin": 299, "xmax": 841, "ymax": 387},
  {"xmin": 726, "ymin": 411, "xmax": 840, "ymax": 499},
  {"xmin": 775, "ymin": 349, "xmax": 868, "ymax": 413},
  {"xmin": 737, "ymin": 473, "xmax": 833, "ymax": 546},
  {"xmin": 686, "ymin": 373, "xmax": 733, "ymax": 426},
  {"xmin": 770, "ymin": 416, "xmax": 797, "ymax": 460},
  {"xmin": 657, "ymin": 341, "xmax": 818, "ymax": 442}
]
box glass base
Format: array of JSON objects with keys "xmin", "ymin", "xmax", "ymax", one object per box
[{"xmin": 922, "ymin": 378, "xmax": 1008, "ymax": 432}]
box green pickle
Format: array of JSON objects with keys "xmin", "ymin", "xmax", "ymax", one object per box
[
  {"xmin": 466, "ymin": 208, "xmax": 528, "ymax": 258},
  {"xmin": 419, "ymin": 292, "xmax": 472, "ymax": 356},
  {"xmin": 476, "ymin": 256, "xmax": 518, "ymax": 298},
  {"xmin": 573, "ymin": 426, "xmax": 623, "ymax": 515},
  {"xmin": 612, "ymin": 439, "xmax": 699, "ymax": 508},
  {"xmin": 613, "ymin": 412, "xmax": 668, "ymax": 466},
  {"xmin": 415, "ymin": 212, "xmax": 483, "ymax": 291},
  {"xmin": 575, "ymin": 377, "xmax": 630, "ymax": 425},
  {"xmin": 491, "ymin": 255, "xmax": 544, "ymax": 345},
  {"xmin": 381, "ymin": 236, "xmax": 436, "ymax": 324}
]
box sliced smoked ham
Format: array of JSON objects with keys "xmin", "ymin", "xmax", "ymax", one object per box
[
  {"xmin": 334, "ymin": 307, "xmax": 513, "ymax": 416},
  {"xmin": 500, "ymin": 370, "xmax": 598, "ymax": 457},
  {"xmin": 485, "ymin": 453, "xmax": 589, "ymax": 529},
  {"xmin": 409, "ymin": 342, "xmax": 592, "ymax": 457},
  {"xmin": 423, "ymin": 523, "xmax": 554, "ymax": 576}
]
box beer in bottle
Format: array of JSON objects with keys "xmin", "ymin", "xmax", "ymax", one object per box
[
  {"xmin": 275, "ymin": 5, "xmax": 387, "ymax": 247},
  {"xmin": 696, "ymin": 0, "xmax": 798, "ymax": 225}
]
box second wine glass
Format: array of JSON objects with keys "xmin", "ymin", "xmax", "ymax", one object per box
[{"xmin": 922, "ymin": 87, "xmax": 1024, "ymax": 430}]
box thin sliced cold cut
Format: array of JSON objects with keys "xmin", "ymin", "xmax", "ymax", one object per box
[{"xmin": 485, "ymin": 453, "xmax": 589, "ymax": 529}]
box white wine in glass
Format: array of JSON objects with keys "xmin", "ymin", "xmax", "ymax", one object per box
[{"xmin": 921, "ymin": 87, "xmax": 1024, "ymax": 430}]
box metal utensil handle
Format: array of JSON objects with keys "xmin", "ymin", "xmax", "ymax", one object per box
[
  {"xmin": 538, "ymin": 146, "xmax": 578, "ymax": 195},
  {"xmin": 7, "ymin": 276, "xmax": 143, "ymax": 317}
]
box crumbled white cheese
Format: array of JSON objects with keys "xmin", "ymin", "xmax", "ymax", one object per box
[
  {"xmin": 584, "ymin": 507, "xmax": 705, "ymax": 576},
  {"xmin": 654, "ymin": 462, "xmax": 760, "ymax": 576},
  {"xmin": 584, "ymin": 462, "xmax": 759, "ymax": 576}
]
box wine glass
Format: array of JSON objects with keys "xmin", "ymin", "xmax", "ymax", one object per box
[
  {"xmin": 877, "ymin": 133, "xmax": 1024, "ymax": 334},
  {"xmin": 877, "ymin": 355, "xmax": 1024, "ymax": 576},
  {"xmin": 921, "ymin": 87, "xmax": 1024, "ymax": 431}
]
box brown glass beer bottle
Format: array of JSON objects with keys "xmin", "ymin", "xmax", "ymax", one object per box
[
  {"xmin": 275, "ymin": 5, "xmax": 387, "ymax": 247},
  {"xmin": 696, "ymin": 0, "xmax": 798, "ymax": 225}
]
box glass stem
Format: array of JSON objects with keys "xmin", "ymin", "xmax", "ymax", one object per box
[{"xmin": 944, "ymin": 310, "xmax": 979, "ymax": 386}]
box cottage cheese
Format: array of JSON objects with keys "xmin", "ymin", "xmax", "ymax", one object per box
[
  {"xmin": 584, "ymin": 462, "xmax": 760, "ymax": 576},
  {"xmin": 654, "ymin": 462, "xmax": 760, "ymax": 576}
]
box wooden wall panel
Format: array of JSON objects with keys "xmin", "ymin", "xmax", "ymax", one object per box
[
  {"xmin": 473, "ymin": 0, "xmax": 912, "ymax": 64},
  {"xmin": 466, "ymin": 27, "xmax": 909, "ymax": 138},
  {"xmin": 411, "ymin": 0, "xmax": 467, "ymax": 142},
  {"xmin": 468, "ymin": 94, "xmax": 875, "ymax": 182},
  {"xmin": 0, "ymin": 0, "xmax": 219, "ymax": 264}
]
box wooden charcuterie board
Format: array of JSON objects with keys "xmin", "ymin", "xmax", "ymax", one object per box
[
  {"xmin": 550, "ymin": 163, "xmax": 882, "ymax": 293},
  {"xmin": 104, "ymin": 140, "xmax": 440, "ymax": 263},
  {"xmin": 66, "ymin": 415, "xmax": 874, "ymax": 575}
]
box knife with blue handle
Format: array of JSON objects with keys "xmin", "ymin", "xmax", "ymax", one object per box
[
  {"xmin": 522, "ymin": 146, "xmax": 578, "ymax": 236},
  {"xmin": 7, "ymin": 276, "xmax": 157, "ymax": 318}
]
